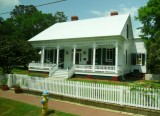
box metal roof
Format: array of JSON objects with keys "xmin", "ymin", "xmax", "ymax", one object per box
[{"xmin": 28, "ymin": 14, "xmax": 130, "ymax": 42}]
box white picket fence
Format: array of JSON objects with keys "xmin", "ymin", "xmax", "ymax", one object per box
[{"xmin": 6, "ymin": 74, "xmax": 160, "ymax": 110}]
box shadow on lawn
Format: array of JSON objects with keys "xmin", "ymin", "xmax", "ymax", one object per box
[
  {"xmin": 124, "ymin": 73, "xmax": 144, "ymax": 82},
  {"xmin": 47, "ymin": 110, "xmax": 55, "ymax": 115}
]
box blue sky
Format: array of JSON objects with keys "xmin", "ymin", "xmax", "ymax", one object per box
[{"xmin": 0, "ymin": 0, "xmax": 149, "ymax": 37}]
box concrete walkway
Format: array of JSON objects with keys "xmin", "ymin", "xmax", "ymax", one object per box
[{"xmin": 0, "ymin": 90, "xmax": 138, "ymax": 116}]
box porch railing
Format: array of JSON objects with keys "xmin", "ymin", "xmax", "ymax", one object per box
[
  {"xmin": 75, "ymin": 65, "xmax": 93, "ymax": 71},
  {"xmin": 94, "ymin": 65, "xmax": 115, "ymax": 72},
  {"xmin": 49, "ymin": 65, "xmax": 58, "ymax": 77},
  {"xmin": 67, "ymin": 65, "xmax": 75, "ymax": 78},
  {"xmin": 28, "ymin": 63, "xmax": 54, "ymax": 69},
  {"xmin": 75, "ymin": 65, "xmax": 119, "ymax": 72}
]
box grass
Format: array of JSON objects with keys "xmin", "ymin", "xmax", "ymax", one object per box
[
  {"xmin": 0, "ymin": 97, "xmax": 76, "ymax": 116},
  {"xmin": 0, "ymin": 67, "xmax": 49, "ymax": 78},
  {"xmin": 12, "ymin": 67, "xmax": 49, "ymax": 77}
]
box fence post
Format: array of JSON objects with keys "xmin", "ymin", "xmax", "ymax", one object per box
[
  {"xmin": 119, "ymin": 86, "xmax": 123, "ymax": 106},
  {"xmin": 45, "ymin": 78, "xmax": 47, "ymax": 90},
  {"xmin": 76, "ymin": 81, "xmax": 79, "ymax": 98},
  {"xmin": 7, "ymin": 74, "xmax": 12, "ymax": 87}
]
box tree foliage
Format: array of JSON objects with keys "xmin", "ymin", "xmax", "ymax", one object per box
[
  {"xmin": 0, "ymin": 5, "xmax": 67, "ymax": 74},
  {"xmin": 0, "ymin": 17, "xmax": 4, "ymax": 25},
  {"xmin": 9, "ymin": 5, "xmax": 67, "ymax": 41},
  {"xmin": 0, "ymin": 38, "xmax": 39, "ymax": 74},
  {"xmin": 136, "ymin": 0, "xmax": 160, "ymax": 73},
  {"xmin": 10, "ymin": 5, "xmax": 38, "ymax": 18}
]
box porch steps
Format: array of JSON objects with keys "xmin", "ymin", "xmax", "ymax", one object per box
[{"xmin": 50, "ymin": 69, "xmax": 68, "ymax": 78}]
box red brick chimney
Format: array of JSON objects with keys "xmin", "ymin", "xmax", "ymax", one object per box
[
  {"xmin": 110, "ymin": 11, "xmax": 118, "ymax": 16},
  {"xmin": 71, "ymin": 16, "xmax": 78, "ymax": 21}
]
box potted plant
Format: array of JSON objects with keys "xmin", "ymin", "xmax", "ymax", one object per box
[
  {"xmin": 0, "ymin": 77, "xmax": 9, "ymax": 91},
  {"xmin": 13, "ymin": 84, "xmax": 23, "ymax": 93}
]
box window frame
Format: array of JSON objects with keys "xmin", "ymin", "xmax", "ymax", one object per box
[{"xmin": 131, "ymin": 53, "xmax": 145, "ymax": 66}]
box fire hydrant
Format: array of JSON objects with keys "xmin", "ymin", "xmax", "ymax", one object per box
[{"xmin": 41, "ymin": 90, "xmax": 49, "ymax": 116}]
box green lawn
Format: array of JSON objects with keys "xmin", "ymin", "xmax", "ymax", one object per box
[
  {"xmin": 0, "ymin": 67, "xmax": 48, "ymax": 78},
  {"xmin": 11, "ymin": 67, "xmax": 49, "ymax": 77},
  {"xmin": 0, "ymin": 97, "xmax": 76, "ymax": 116}
]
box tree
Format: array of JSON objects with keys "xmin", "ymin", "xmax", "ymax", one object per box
[
  {"xmin": 0, "ymin": 17, "xmax": 4, "ymax": 25},
  {"xmin": 0, "ymin": 37, "xmax": 40, "ymax": 73},
  {"xmin": 18, "ymin": 40, "xmax": 40, "ymax": 69},
  {"xmin": 136, "ymin": 0, "xmax": 160, "ymax": 73},
  {"xmin": 10, "ymin": 5, "xmax": 67, "ymax": 41},
  {"xmin": 0, "ymin": 5, "xmax": 67, "ymax": 73},
  {"xmin": 10, "ymin": 5, "xmax": 38, "ymax": 18}
]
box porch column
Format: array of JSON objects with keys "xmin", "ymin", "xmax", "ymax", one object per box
[
  {"xmin": 56, "ymin": 45, "xmax": 60, "ymax": 67},
  {"xmin": 92, "ymin": 43, "xmax": 97, "ymax": 72},
  {"xmin": 73, "ymin": 44, "xmax": 76, "ymax": 65},
  {"xmin": 41, "ymin": 46, "xmax": 45, "ymax": 68},
  {"xmin": 115, "ymin": 42, "xmax": 118, "ymax": 73}
]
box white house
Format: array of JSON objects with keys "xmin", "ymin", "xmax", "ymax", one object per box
[{"xmin": 28, "ymin": 11, "xmax": 146, "ymax": 80}]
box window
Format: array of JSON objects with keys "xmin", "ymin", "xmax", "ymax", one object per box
[
  {"xmin": 105, "ymin": 48, "xmax": 115, "ymax": 65},
  {"xmin": 136, "ymin": 54, "xmax": 142, "ymax": 65},
  {"xmin": 106, "ymin": 49, "xmax": 113, "ymax": 63},
  {"xmin": 45, "ymin": 49, "xmax": 53, "ymax": 63},
  {"xmin": 126, "ymin": 50, "xmax": 127, "ymax": 64},
  {"xmin": 72, "ymin": 49, "xmax": 82, "ymax": 64},
  {"xmin": 127, "ymin": 24, "xmax": 129, "ymax": 38},
  {"xmin": 131, "ymin": 53, "xmax": 145, "ymax": 65}
]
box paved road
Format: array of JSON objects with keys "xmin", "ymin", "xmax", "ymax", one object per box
[{"xmin": 0, "ymin": 90, "xmax": 136, "ymax": 116}]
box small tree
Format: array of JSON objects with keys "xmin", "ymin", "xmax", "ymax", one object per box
[
  {"xmin": 0, "ymin": 38, "xmax": 39, "ymax": 73},
  {"xmin": 18, "ymin": 40, "xmax": 40, "ymax": 69}
]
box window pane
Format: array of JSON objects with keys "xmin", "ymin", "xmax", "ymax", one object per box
[{"xmin": 136, "ymin": 54, "xmax": 142, "ymax": 65}]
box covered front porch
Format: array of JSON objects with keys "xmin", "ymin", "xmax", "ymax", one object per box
[{"xmin": 28, "ymin": 39, "xmax": 124, "ymax": 78}]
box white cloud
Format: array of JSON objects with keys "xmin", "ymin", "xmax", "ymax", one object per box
[
  {"xmin": 0, "ymin": 0, "xmax": 20, "ymax": 8},
  {"xmin": 90, "ymin": 10, "xmax": 103, "ymax": 17},
  {"xmin": 90, "ymin": 6, "xmax": 141, "ymax": 38},
  {"xmin": 90, "ymin": 9, "xmax": 114, "ymax": 17},
  {"xmin": 134, "ymin": 28, "xmax": 141, "ymax": 38},
  {"xmin": 133, "ymin": 22, "xmax": 143, "ymax": 38},
  {"xmin": 90, "ymin": 7, "xmax": 138, "ymax": 17},
  {"xmin": 120, "ymin": 7, "xmax": 138, "ymax": 17},
  {"xmin": 0, "ymin": 0, "xmax": 20, "ymax": 18}
]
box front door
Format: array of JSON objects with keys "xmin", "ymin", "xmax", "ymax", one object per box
[
  {"xmin": 105, "ymin": 48, "xmax": 115, "ymax": 65},
  {"xmin": 76, "ymin": 52, "xmax": 81, "ymax": 64},
  {"xmin": 59, "ymin": 49, "xmax": 64, "ymax": 68}
]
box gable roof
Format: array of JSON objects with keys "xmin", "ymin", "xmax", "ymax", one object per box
[{"xmin": 28, "ymin": 14, "xmax": 130, "ymax": 42}]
